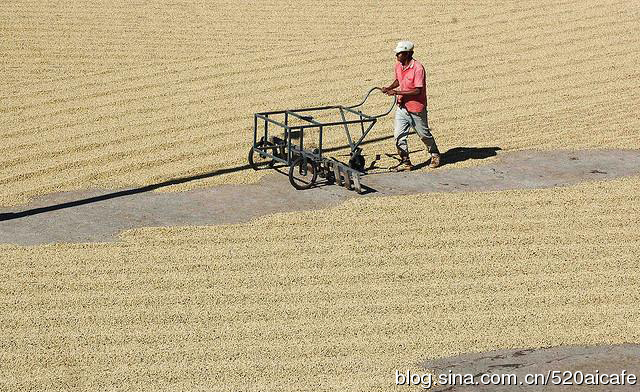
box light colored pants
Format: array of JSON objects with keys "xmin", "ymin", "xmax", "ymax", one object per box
[{"xmin": 394, "ymin": 107, "xmax": 439, "ymax": 154}]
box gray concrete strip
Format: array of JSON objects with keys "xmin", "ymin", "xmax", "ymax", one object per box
[
  {"xmin": 0, "ymin": 149, "xmax": 639, "ymax": 245},
  {"xmin": 419, "ymin": 344, "xmax": 640, "ymax": 391}
]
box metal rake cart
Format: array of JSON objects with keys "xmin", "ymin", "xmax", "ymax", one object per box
[{"xmin": 248, "ymin": 87, "xmax": 396, "ymax": 193}]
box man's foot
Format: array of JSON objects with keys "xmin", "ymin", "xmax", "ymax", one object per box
[
  {"xmin": 391, "ymin": 160, "xmax": 413, "ymax": 172},
  {"xmin": 429, "ymin": 153, "xmax": 441, "ymax": 168}
]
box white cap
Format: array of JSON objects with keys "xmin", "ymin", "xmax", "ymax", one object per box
[{"xmin": 394, "ymin": 40, "xmax": 414, "ymax": 53}]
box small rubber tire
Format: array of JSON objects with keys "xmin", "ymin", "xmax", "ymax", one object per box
[
  {"xmin": 349, "ymin": 154, "xmax": 366, "ymax": 172},
  {"xmin": 248, "ymin": 140, "xmax": 276, "ymax": 170},
  {"xmin": 288, "ymin": 157, "xmax": 318, "ymax": 190}
]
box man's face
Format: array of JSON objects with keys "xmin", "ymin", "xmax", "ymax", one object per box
[{"xmin": 396, "ymin": 51, "xmax": 410, "ymax": 63}]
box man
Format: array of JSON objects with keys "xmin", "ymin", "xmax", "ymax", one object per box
[{"xmin": 382, "ymin": 40, "xmax": 440, "ymax": 171}]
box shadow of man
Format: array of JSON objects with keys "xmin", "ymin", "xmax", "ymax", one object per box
[
  {"xmin": 442, "ymin": 146, "xmax": 502, "ymax": 165},
  {"xmin": 413, "ymin": 146, "xmax": 502, "ymax": 170}
]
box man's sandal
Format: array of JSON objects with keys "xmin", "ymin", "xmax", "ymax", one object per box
[{"xmin": 390, "ymin": 161, "xmax": 414, "ymax": 172}]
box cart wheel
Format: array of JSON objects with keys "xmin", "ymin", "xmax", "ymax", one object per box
[
  {"xmin": 248, "ymin": 140, "xmax": 275, "ymax": 170},
  {"xmin": 349, "ymin": 154, "xmax": 366, "ymax": 172},
  {"xmin": 289, "ymin": 156, "xmax": 318, "ymax": 190}
]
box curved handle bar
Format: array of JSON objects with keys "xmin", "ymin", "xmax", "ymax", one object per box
[{"xmin": 345, "ymin": 87, "xmax": 396, "ymax": 118}]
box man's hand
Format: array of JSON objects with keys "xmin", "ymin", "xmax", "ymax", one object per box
[
  {"xmin": 382, "ymin": 81, "xmax": 400, "ymax": 96},
  {"xmin": 383, "ymin": 80, "xmax": 400, "ymax": 94}
]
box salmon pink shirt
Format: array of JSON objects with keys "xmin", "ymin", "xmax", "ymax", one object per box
[{"xmin": 394, "ymin": 59, "xmax": 427, "ymax": 113}]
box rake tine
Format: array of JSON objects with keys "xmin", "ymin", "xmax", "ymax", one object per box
[
  {"xmin": 352, "ymin": 172, "xmax": 362, "ymax": 193},
  {"xmin": 333, "ymin": 161, "xmax": 342, "ymax": 186},
  {"xmin": 343, "ymin": 168, "xmax": 352, "ymax": 190}
]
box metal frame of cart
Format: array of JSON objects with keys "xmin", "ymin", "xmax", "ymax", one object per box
[{"xmin": 248, "ymin": 87, "xmax": 396, "ymax": 193}]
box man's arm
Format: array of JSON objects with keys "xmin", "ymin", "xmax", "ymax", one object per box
[
  {"xmin": 381, "ymin": 79, "xmax": 399, "ymax": 93},
  {"xmin": 385, "ymin": 86, "xmax": 422, "ymax": 97}
]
